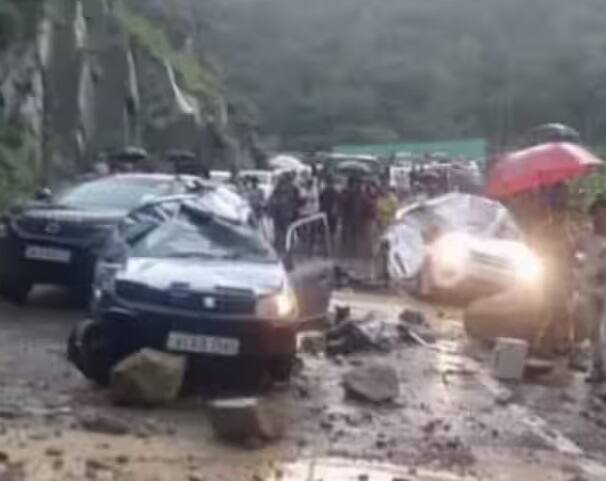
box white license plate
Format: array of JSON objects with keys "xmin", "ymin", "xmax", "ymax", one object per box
[
  {"xmin": 166, "ymin": 332, "xmax": 240, "ymax": 356},
  {"xmin": 24, "ymin": 245, "xmax": 71, "ymax": 263}
]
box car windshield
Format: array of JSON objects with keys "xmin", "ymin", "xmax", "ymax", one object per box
[
  {"xmin": 131, "ymin": 207, "xmax": 276, "ymax": 262},
  {"xmin": 56, "ymin": 177, "xmax": 175, "ymax": 210}
]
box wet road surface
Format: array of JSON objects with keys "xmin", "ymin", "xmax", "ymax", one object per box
[{"xmin": 0, "ymin": 287, "xmax": 602, "ymax": 480}]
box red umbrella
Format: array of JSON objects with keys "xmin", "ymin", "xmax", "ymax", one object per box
[{"xmin": 486, "ymin": 142, "xmax": 602, "ymax": 199}]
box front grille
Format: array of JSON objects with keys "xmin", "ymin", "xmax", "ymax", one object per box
[
  {"xmin": 469, "ymin": 250, "xmax": 512, "ymax": 271},
  {"xmin": 13, "ymin": 216, "xmax": 105, "ymax": 240},
  {"xmin": 115, "ymin": 280, "xmax": 256, "ymax": 316}
]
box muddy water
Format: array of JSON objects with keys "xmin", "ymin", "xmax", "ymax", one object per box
[{"xmin": 0, "ymin": 287, "xmax": 602, "ymax": 480}]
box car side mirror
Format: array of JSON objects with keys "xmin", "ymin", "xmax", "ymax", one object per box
[{"xmin": 35, "ymin": 187, "xmax": 52, "ymax": 201}]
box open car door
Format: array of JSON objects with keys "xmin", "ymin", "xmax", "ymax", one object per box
[{"xmin": 285, "ymin": 213, "xmax": 334, "ymax": 323}]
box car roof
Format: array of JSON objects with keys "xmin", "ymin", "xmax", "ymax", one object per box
[{"xmin": 108, "ymin": 173, "xmax": 202, "ymax": 183}]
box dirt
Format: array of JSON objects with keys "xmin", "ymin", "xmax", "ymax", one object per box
[{"xmin": 0, "ymin": 287, "xmax": 602, "ymax": 480}]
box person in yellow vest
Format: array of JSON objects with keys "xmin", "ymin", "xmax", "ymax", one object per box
[{"xmin": 376, "ymin": 185, "xmax": 399, "ymax": 233}]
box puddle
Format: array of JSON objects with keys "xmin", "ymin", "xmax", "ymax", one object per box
[{"xmin": 268, "ymin": 457, "xmax": 472, "ymax": 481}]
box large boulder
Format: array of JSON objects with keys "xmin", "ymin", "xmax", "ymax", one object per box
[
  {"xmin": 110, "ymin": 349, "xmax": 186, "ymax": 405},
  {"xmin": 343, "ymin": 364, "xmax": 400, "ymax": 404},
  {"xmin": 208, "ymin": 398, "xmax": 285, "ymax": 445}
]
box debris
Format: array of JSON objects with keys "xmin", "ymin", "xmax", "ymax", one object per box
[
  {"xmin": 492, "ymin": 338, "xmax": 528, "ymax": 381},
  {"xmin": 298, "ymin": 331, "xmax": 326, "ymax": 355},
  {"xmin": 399, "ymin": 309, "xmax": 426, "ymax": 325},
  {"xmin": 327, "ymin": 312, "xmax": 405, "ymax": 356},
  {"xmin": 208, "ymin": 398, "xmax": 285, "ymax": 446},
  {"xmin": 0, "ymin": 451, "xmax": 9, "ymax": 464},
  {"xmin": 79, "ymin": 412, "xmax": 131, "ymax": 436},
  {"xmin": 524, "ymin": 358, "xmax": 556, "ymax": 379},
  {"xmin": 116, "ymin": 455, "xmax": 129, "ymax": 464},
  {"xmin": 110, "ymin": 349, "xmax": 186, "ymax": 406},
  {"xmin": 495, "ymin": 390, "xmax": 515, "ymax": 406},
  {"xmin": 45, "ymin": 447, "xmax": 63, "ymax": 457},
  {"xmin": 188, "ymin": 475, "xmax": 204, "ymax": 481},
  {"xmin": 343, "ymin": 364, "xmax": 400, "ymax": 404}
]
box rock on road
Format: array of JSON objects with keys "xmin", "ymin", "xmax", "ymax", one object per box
[{"xmin": 0, "ymin": 286, "xmax": 602, "ymax": 480}]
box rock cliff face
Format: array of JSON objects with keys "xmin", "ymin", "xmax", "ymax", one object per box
[{"xmin": 0, "ymin": 0, "xmax": 260, "ymax": 196}]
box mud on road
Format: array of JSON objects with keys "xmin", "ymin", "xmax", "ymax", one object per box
[{"xmin": 0, "ymin": 287, "xmax": 603, "ymax": 480}]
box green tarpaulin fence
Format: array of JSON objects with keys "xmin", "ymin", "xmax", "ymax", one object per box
[{"xmin": 334, "ymin": 138, "xmax": 487, "ymax": 162}]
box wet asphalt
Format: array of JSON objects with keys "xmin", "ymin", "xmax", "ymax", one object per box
[{"xmin": 0, "ymin": 287, "xmax": 602, "ymax": 480}]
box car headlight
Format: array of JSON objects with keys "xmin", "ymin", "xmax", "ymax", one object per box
[
  {"xmin": 510, "ymin": 247, "xmax": 543, "ymax": 284},
  {"xmin": 256, "ymin": 286, "xmax": 298, "ymax": 321}
]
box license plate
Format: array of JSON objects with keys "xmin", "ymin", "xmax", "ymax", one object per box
[
  {"xmin": 166, "ymin": 332, "xmax": 240, "ymax": 356},
  {"xmin": 24, "ymin": 245, "xmax": 71, "ymax": 263}
]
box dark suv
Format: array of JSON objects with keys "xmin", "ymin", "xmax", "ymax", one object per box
[{"xmin": 0, "ymin": 174, "xmax": 236, "ymax": 303}]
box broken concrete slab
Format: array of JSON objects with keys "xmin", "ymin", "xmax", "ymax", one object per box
[
  {"xmin": 208, "ymin": 398, "xmax": 285, "ymax": 445},
  {"xmin": 110, "ymin": 349, "xmax": 186, "ymax": 406},
  {"xmin": 79, "ymin": 412, "xmax": 131, "ymax": 436},
  {"xmin": 343, "ymin": 364, "xmax": 400, "ymax": 404}
]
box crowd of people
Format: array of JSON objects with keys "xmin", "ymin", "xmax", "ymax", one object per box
[{"xmin": 252, "ymin": 171, "xmax": 398, "ymax": 257}]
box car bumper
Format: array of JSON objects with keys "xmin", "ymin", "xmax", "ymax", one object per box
[
  {"xmin": 0, "ymin": 236, "xmax": 100, "ymax": 286},
  {"xmin": 96, "ymin": 304, "xmax": 297, "ymax": 360}
]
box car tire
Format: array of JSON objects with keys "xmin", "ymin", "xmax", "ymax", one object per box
[
  {"xmin": 0, "ymin": 278, "xmax": 32, "ymax": 305},
  {"xmin": 268, "ymin": 355, "xmax": 296, "ymax": 383},
  {"xmin": 67, "ymin": 320, "xmax": 117, "ymax": 386}
]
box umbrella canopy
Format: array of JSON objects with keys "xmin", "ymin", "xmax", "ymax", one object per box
[
  {"xmin": 336, "ymin": 160, "xmax": 373, "ymax": 175},
  {"xmin": 115, "ymin": 146, "xmax": 148, "ymax": 162},
  {"xmin": 269, "ymin": 155, "xmax": 305, "ymax": 171},
  {"xmin": 486, "ymin": 142, "xmax": 602, "ymax": 199},
  {"xmin": 527, "ymin": 123, "xmax": 581, "ymax": 145}
]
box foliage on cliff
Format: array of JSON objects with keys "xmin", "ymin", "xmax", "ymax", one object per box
[
  {"xmin": 0, "ymin": 0, "xmax": 44, "ymax": 50},
  {"xmin": 114, "ymin": 0, "xmax": 219, "ymax": 98}
]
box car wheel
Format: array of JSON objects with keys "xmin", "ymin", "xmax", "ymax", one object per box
[
  {"xmin": 268, "ymin": 356, "xmax": 296, "ymax": 383},
  {"xmin": 0, "ymin": 278, "xmax": 32, "ymax": 305},
  {"xmin": 67, "ymin": 320, "xmax": 117, "ymax": 386}
]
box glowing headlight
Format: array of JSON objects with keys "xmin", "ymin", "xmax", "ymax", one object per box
[
  {"xmin": 432, "ymin": 233, "xmax": 470, "ymax": 286},
  {"xmin": 256, "ymin": 287, "xmax": 298, "ymax": 321},
  {"xmin": 510, "ymin": 248, "xmax": 543, "ymax": 284}
]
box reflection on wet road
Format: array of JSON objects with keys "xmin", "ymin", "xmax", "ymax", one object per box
[{"xmin": 0, "ymin": 287, "xmax": 601, "ymax": 479}]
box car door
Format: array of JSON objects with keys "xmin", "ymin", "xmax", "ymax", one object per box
[{"xmin": 285, "ymin": 213, "xmax": 334, "ymax": 323}]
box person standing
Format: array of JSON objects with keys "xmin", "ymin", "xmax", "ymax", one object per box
[
  {"xmin": 580, "ymin": 197, "xmax": 606, "ymax": 382},
  {"xmin": 376, "ymin": 185, "xmax": 398, "ymax": 233},
  {"xmin": 268, "ymin": 173, "xmax": 300, "ymax": 252},
  {"xmin": 319, "ymin": 177, "xmax": 340, "ymax": 240},
  {"xmin": 247, "ymin": 176, "xmax": 266, "ymax": 221}
]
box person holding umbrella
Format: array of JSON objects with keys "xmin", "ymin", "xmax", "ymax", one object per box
[{"xmin": 487, "ymin": 142, "xmax": 603, "ymax": 356}]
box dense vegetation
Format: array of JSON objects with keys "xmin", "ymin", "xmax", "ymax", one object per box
[{"xmin": 192, "ymin": 0, "xmax": 606, "ymax": 151}]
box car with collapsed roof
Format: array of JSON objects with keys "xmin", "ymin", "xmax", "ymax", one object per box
[{"xmin": 67, "ymin": 193, "xmax": 334, "ymax": 384}]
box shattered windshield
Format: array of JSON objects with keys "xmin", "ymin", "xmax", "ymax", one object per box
[{"xmin": 131, "ymin": 207, "xmax": 276, "ymax": 262}]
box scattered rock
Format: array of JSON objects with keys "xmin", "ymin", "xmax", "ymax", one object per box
[
  {"xmin": 79, "ymin": 412, "xmax": 131, "ymax": 436},
  {"xmin": 343, "ymin": 364, "xmax": 400, "ymax": 404},
  {"xmin": 110, "ymin": 349, "xmax": 186, "ymax": 406},
  {"xmin": 52, "ymin": 458, "xmax": 64, "ymax": 471},
  {"xmin": 0, "ymin": 450, "xmax": 9, "ymax": 463},
  {"xmin": 495, "ymin": 390, "xmax": 515, "ymax": 406},
  {"xmin": 45, "ymin": 447, "xmax": 63, "ymax": 457},
  {"xmin": 188, "ymin": 475, "xmax": 204, "ymax": 481},
  {"xmin": 208, "ymin": 398, "xmax": 285, "ymax": 445},
  {"xmin": 86, "ymin": 458, "xmax": 109, "ymax": 473},
  {"xmin": 116, "ymin": 455, "xmax": 129, "ymax": 464}
]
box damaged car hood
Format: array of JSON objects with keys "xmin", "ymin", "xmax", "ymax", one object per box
[{"xmin": 116, "ymin": 257, "xmax": 286, "ymax": 296}]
